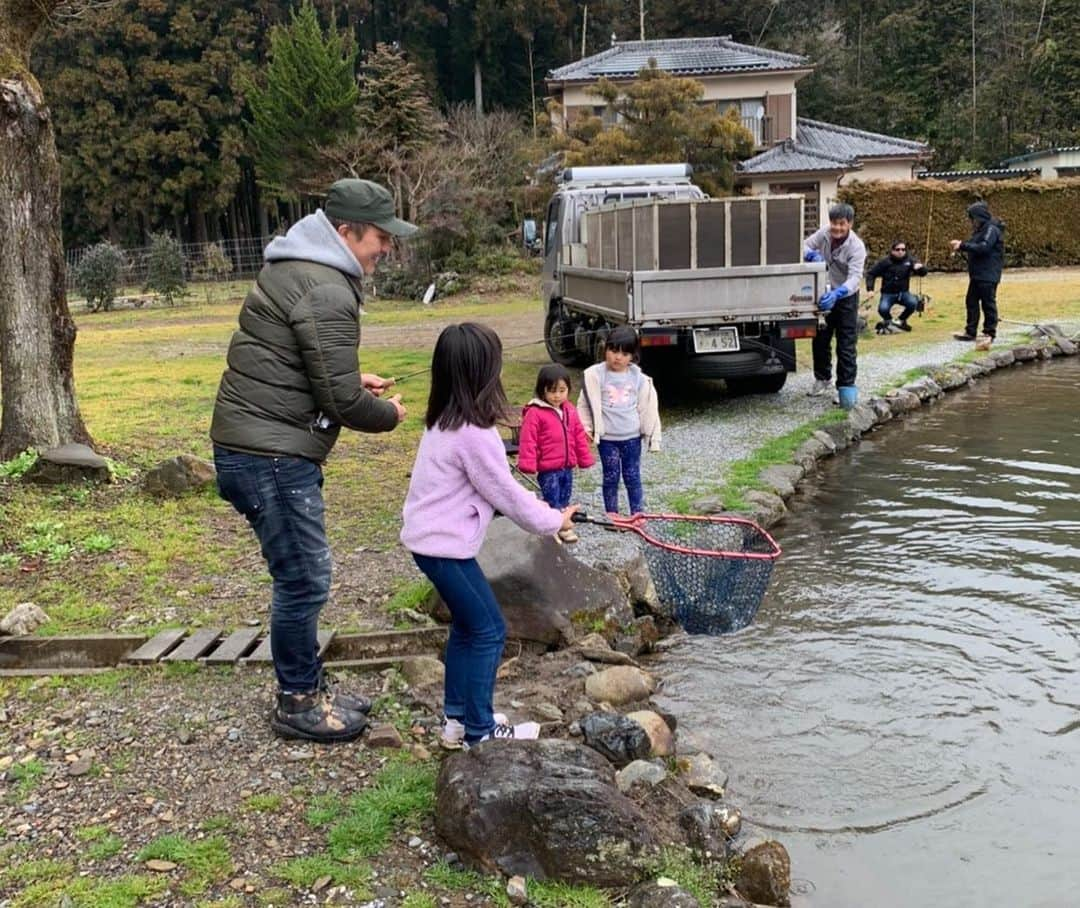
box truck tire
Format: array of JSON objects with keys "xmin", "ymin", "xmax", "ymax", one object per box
[
  {"xmin": 544, "ymin": 307, "xmax": 584, "ymax": 367},
  {"xmin": 725, "ymin": 373, "xmax": 788, "ymax": 395}
]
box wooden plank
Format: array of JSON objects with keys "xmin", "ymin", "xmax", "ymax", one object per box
[
  {"xmin": 126, "ymin": 629, "xmax": 186, "ymax": 663},
  {"xmin": 162, "ymin": 628, "xmax": 222, "ymax": 662},
  {"xmin": 244, "ymin": 636, "xmax": 272, "ymax": 662},
  {"xmin": 244, "ymin": 629, "xmax": 335, "ymax": 664},
  {"xmin": 203, "ymin": 627, "xmax": 261, "ymax": 664}
]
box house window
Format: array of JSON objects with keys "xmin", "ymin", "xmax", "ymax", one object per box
[
  {"xmin": 593, "ymin": 105, "xmax": 619, "ymax": 127},
  {"xmin": 720, "ymin": 99, "xmax": 767, "ymax": 145},
  {"xmin": 769, "ymin": 182, "xmax": 819, "ymax": 237}
]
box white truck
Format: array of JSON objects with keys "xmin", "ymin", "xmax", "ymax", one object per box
[{"xmin": 540, "ymin": 164, "xmax": 824, "ymax": 393}]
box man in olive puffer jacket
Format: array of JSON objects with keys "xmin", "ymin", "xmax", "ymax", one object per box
[{"xmin": 211, "ymin": 179, "xmax": 414, "ymax": 744}]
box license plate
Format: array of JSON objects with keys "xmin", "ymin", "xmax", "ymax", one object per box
[{"xmin": 692, "ymin": 327, "xmax": 740, "ymax": 353}]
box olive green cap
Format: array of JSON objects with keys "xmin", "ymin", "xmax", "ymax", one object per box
[{"xmin": 324, "ymin": 179, "xmax": 418, "ymax": 237}]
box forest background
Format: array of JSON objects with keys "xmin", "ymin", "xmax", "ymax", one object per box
[{"xmin": 34, "ymin": 0, "xmax": 1079, "ymax": 268}]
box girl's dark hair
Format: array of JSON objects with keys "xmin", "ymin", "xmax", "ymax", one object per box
[
  {"xmin": 535, "ymin": 363, "xmax": 572, "ymax": 399},
  {"xmin": 605, "ymin": 325, "xmax": 639, "ymax": 355},
  {"xmin": 425, "ymin": 323, "xmax": 510, "ymax": 430}
]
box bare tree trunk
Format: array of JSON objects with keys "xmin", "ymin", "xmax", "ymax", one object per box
[
  {"xmin": 0, "ymin": 10, "xmax": 90, "ymax": 459},
  {"xmin": 473, "ymin": 58, "xmax": 483, "ymax": 116}
]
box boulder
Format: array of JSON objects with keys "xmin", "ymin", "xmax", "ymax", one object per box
[
  {"xmin": 365, "ymin": 724, "xmax": 403, "ymax": 749},
  {"xmin": 615, "ymin": 760, "xmax": 667, "ymax": 793},
  {"xmin": 735, "ymin": 839, "xmax": 792, "ymax": 907},
  {"xmin": 625, "ymin": 710, "xmax": 675, "ymax": 757},
  {"xmin": 743, "ymin": 490, "xmax": 786, "ymax": 530},
  {"xmin": 868, "ymin": 397, "xmax": 893, "ymax": 424},
  {"xmin": 822, "ymin": 420, "xmax": 859, "ymax": 451},
  {"xmin": 1011, "ymin": 344, "xmax": 1037, "ymax": 362},
  {"xmin": 0, "ymin": 603, "xmax": 49, "ymax": 636},
  {"xmin": 792, "ymin": 436, "xmax": 830, "ymax": 471},
  {"xmin": 431, "ymin": 518, "xmax": 632, "ymax": 645},
  {"xmin": 677, "ymin": 801, "xmax": 732, "ymax": 859},
  {"xmin": 436, "ymin": 739, "xmax": 658, "ymax": 886},
  {"xmin": 627, "ymin": 879, "xmax": 702, "ymax": 908},
  {"xmin": 811, "ymin": 430, "xmax": 838, "ymax": 455},
  {"xmin": 676, "ymin": 752, "xmax": 728, "ymax": 799},
  {"xmin": 930, "ymin": 366, "xmax": 970, "ymax": 391},
  {"xmin": 757, "ymin": 464, "xmax": 803, "ymax": 500},
  {"xmin": 885, "ymin": 389, "xmax": 921, "ymax": 414},
  {"xmin": 904, "ymin": 376, "xmax": 943, "ymax": 400},
  {"xmin": 575, "ymin": 632, "xmax": 638, "ymax": 666},
  {"xmin": 620, "ymin": 553, "xmax": 664, "ymax": 617},
  {"xmin": 24, "ymin": 444, "xmax": 110, "ymax": 485},
  {"xmin": 585, "ymin": 666, "xmax": 656, "ymax": 706},
  {"xmin": 400, "ymin": 655, "xmax": 444, "ymax": 689},
  {"xmin": 613, "ymin": 616, "xmax": 662, "ymax": 657},
  {"xmin": 142, "ymin": 454, "xmax": 216, "ymax": 496},
  {"xmin": 990, "ymin": 349, "xmax": 1016, "ymax": 368},
  {"xmin": 579, "ymin": 712, "xmax": 652, "ymax": 767},
  {"xmin": 846, "ymin": 403, "xmax": 876, "ymax": 435},
  {"xmin": 1053, "ymin": 336, "xmax": 1077, "ymax": 355}
]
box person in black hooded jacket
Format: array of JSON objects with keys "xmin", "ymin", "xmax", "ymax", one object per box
[{"xmin": 949, "ymin": 201, "xmax": 1005, "ymax": 341}]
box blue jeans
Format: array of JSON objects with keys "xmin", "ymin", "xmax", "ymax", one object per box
[
  {"xmin": 878, "ymin": 291, "xmax": 918, "ymax": 322},
  {"xmin": 599, "ymin": 437, "xmax": 644, "ymax": 514},
  {"xmin": 537, "ymin": 467, "xmax": 573, "ymax": 509},
  {"xmin": 412, "ymin": 554, "xmax": 505, "ymax": 741},
  {"xmin": 213, "ymin": 445, "xmax": 331, "ymax": 693}
]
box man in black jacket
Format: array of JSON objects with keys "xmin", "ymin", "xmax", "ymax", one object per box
[
  {"xmin": 950, "ymin": 201, "xmax": 1005, "ymax": 342},
  {"xmin": 211, "ymin": 179, "xmax": 414, "ymax": 743},
  {"xmin": 867, "ymin": 240, "xmax": 927, "ymax": 333}
]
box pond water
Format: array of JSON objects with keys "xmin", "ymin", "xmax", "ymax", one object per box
[{"xmin": 655, "ymin": 357, "xmax": 1080, "ymax": 908}]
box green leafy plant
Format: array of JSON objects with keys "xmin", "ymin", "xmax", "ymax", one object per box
[
  {"xmin": 81, "ymin": 532, "xmax": 119, "ymax": 555},
  {"xmin": 144, "ymin": 232, "xmax": 187, "ymax": 306},
  {"xmin": 0, "ymin": 449, "xmax": 38, "ymax": 480},
  {"xmin": 75, "ymin": 242, "xmax": 127, "ymax": 312}
]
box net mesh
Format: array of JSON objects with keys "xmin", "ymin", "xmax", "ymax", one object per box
[{"xmin": 640, "ymin": 517, "xmax": 780, "ymax": 635}]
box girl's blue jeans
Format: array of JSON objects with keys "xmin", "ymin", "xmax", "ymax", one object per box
[
  {"xmin": 599, "ymin": 437, "xmax": 644, "ymax": 514},
  {"xmin": 537, "ymin": 467, "xmax": 573, "ymax": 509},
  {"xmin": 412, "ymin": 553, "xmax": 505, "ymax": 740}
]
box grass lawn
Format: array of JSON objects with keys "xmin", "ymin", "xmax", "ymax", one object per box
[{"xmin": 1, "ymin": 268, "xmax": 1078, "ymax": 636}]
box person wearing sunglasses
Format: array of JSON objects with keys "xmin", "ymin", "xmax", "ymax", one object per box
[{"xmin": 866, "ymin": 241, "xmax": 928, "ymax": 334}]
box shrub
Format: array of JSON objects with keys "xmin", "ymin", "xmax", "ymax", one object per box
[
  {"xmin": 192, "ymin": 243, "xmax": 233, "ymax": 283},
  {"xmin": 144, "ymin": 232, "xmax": 188, "ymax": 305},
  {"xmin": 74, "ymin": 242, "xmax": 126, "ymax": 312}
]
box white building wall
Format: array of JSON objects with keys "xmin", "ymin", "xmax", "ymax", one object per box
[{"xmin": 839, "ymin": 160, "xmax": 918, "ymax": 184}]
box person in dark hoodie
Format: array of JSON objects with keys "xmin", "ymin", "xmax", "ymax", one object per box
[
  {"xmin": 949, "ymin": 201, "xmax": 1005, "ymax": 342},
  {"xmin": 867, "ymin": 239, "xmax": 928, "ymax": 333},
  {"xmin": 210, "ymin": 179, "xmax": 415, "ymax": 744}
]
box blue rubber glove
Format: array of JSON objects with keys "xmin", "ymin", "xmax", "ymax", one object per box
[
  {"xmin": 804, "ymin": 249, "xmax": 824, "ymax": 263},
  {"xmin": 818, "ymin": 288, "xmax": 846, "ymax": 311}
]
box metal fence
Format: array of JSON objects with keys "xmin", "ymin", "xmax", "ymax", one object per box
[{"xmin": 65, "ymin": 236, "xmax": 275, "ymax": 294}]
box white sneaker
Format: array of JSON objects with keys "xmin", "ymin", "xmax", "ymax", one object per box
[
  {"xmin": 462, "ymin": 721, "xmax": 541, "ymax": 749},
  {"xmin": 807, "ymin": 378, "xmax": 832, "ymax": 397},
  {"xmin": 440, "ymin": 713, "xmax": 508, "ymax": 750}
]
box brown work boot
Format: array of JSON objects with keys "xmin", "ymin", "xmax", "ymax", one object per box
[
  {"xmin": 319, "ymin": 673, "xmax": 372, "ymax": 715},
  {"xmin": 270, "ymin": 691, "xmax": 367, "ymax": 743}
]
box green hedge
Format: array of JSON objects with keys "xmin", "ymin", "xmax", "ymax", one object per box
[{"xmin": 838, "ymin": 178, "xmax": 1080, "ymax": 271}]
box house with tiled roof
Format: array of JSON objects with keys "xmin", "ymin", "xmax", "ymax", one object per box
[
  {"xmin": 998, "ymin": 146, "xmax": 1080, "ymax": 179},
  {"xmin": 545, "ymin": 36, "xmax": 931, "ymax": 233}
]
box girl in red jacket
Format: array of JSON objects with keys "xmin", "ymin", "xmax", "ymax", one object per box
[{"xmin": 517, "ymin": 364, "xmax": 595, "ymax": 543}]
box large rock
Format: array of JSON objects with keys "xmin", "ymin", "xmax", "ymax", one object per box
[
  {"xmin": 436, "ymin": 739, "xmax": 658, "ymax": 886},
  {"xmin": 1053, "ymin": 336, "xmax": 1077, "ymax": 355},
  {"xmin": 743, "ymin": 490, "xmax": 786, "ymax": 530},
  {"xmin": 142, "ymin": 454, "xmax": 216, "ymax": 496},
  {"xmin": 585, "ymin": 666, "xmax": 656, "ymax": 706},
  {"xmin": 846, "ymin": 403, "xmax": 876, "ymax": 435},
  {"xmin": 579, "ymin": 712, "xmax": 652, "ymax": 767},
  {"xmin": 822, "ymin": 419, "xmax": 859, "ymax": 451},
  {"xmin": 868, "ymin": 397, "xmax": 893, "ymax": 424},
  {"xmin": 735, "ymin": 839, "xmax": 792, "ymax": 907},
  {"xmin": 885, "ymin": 389, "xmax": 921, "ymax": 414},
  {"xmin": 757, "ymin": 464, "xmax": 803, "ymax": 500},
  {"xmin": 431, "ymin": 518, "xmax": 632, "ymax": 645},
  {"xmin": 677, "ymin": 802, "xmax": 732, "ymax": 859},
  {"xmin": 615, "ymin": 760, "xmax": 667, "ymax": 793},
  {"xmin": 676, "ymin": 752, "xmax": 728, "ymax": 799},
  {"xmin": 627, "ymin": 879, "xmax": 702, "ymax": 908},
  {"xmin": 0, "ymin": 603, "xmax": 49, "ymax": 636},
  {"xmin": 792, "ymin": 436, "xmax": 830, "ymax": 471},
  {"xmin": 904, "ymin": 375, "xmax": 943, "ymax": 401},
  {"xmin": 620, "ymin": 553, "xmax": 664, "ymax": 617},
  {"xmin": 24, "ymin": 444, "xmax": 110, "ymax": 485},
  {"xmin": 400, "ymin": 655, "xmax": 444, "ymax": 688},
  {"xmin": 625, "ymin": 710, "xmax": 675, "ymax": 757},
  {"xmin": 990, "ymin": 349, "xmax": 1016, "ymax": 368},
  {"xmin": 1011, "ymin": 344, "xmax": 1037, "ymax": 362}
]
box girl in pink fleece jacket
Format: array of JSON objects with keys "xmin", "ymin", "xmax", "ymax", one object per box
[
  {"xmin": 401, "ymin": 324, "xmax": 577, "ymax": 747},
  {"xmin": 517, "ymin": 364, "xmax": 595, "ymax": 543}
]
